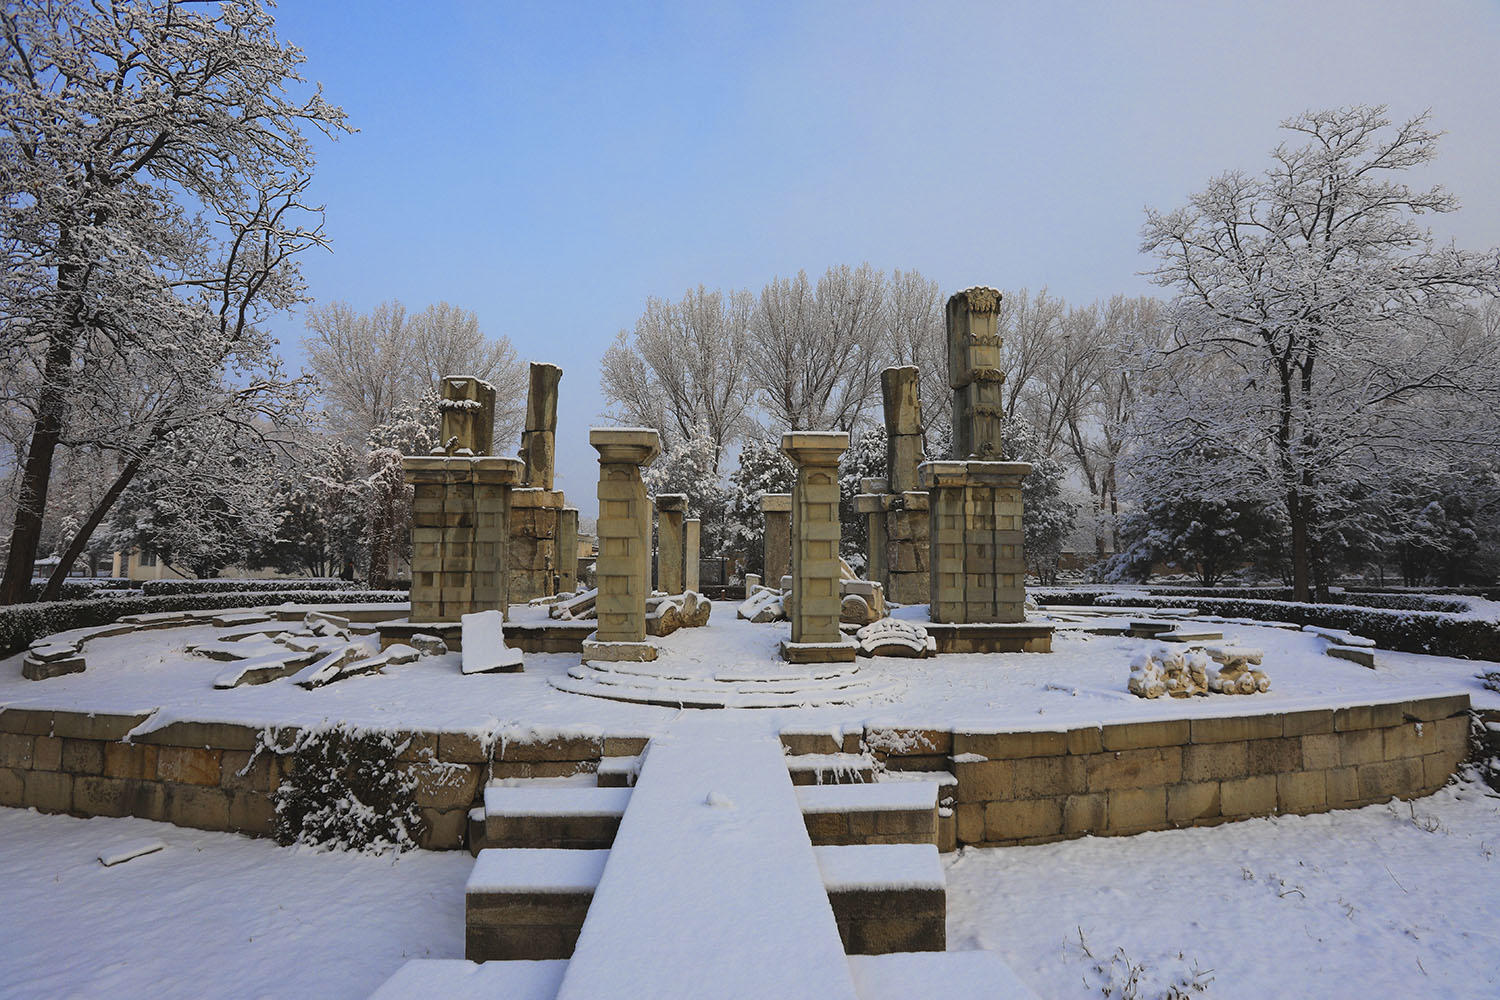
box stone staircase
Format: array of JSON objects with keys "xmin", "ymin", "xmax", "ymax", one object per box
[{"xmin": 370, "ymin": 723, "xmax": 1035, "ymax": 999}]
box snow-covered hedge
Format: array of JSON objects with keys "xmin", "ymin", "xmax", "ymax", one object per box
[
  {"xmin": 140, "ymin": 578, "xmax": 370, "ymax": 597},
  {"xmin": 0, "ymin": 590, "xmax": 406, "ymax": 655},
  {"xmin": 1035, "ymin": 586, "xmax": 1476, "ymax": 614},
  {"xmin": 269, "ymin": 727, "xmax": 423, "ymax": 854},
  {"xmin": 1091, "ymin": 594, "xmax": 1500, "ymax": 660},
  {"xmin": 25, "ymin": 578, "xmax": 136, "ymax": 601}
]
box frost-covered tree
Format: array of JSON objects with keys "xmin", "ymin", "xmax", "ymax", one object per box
[
  {"xmin": 304, "ymin": 299, "xmax": 525, "ymax": 448},
  {"xmin": 725, "ymin": 437, "xmax": 796, "ymax": 576},
  {"xmin": 1001, "ymin": 418, "xmax": 1076, "ymax": 585},
  {"xmin": 0, "ymin": 0, "xmax": 350, "ymax": 602},
  {"xmin": 600, "ymin": 286, "xmax": 752, "ymax": 468},
  {"xmin": 883, "ymin": 269, "xmax": 949, "ymax": 448},
  {"xmin": 643, "ymin": 423, "xmax": 732, "ymax": 557},
  {"xmin": 747, "ymin": 264, "xmax": 887, "ymax": 433},
  {"xmin": 1106, "ymin": 483, "xmax": 1280, "ymax": 587},
  {"xmin": 838, "ymin": 426, "xmax": 887, "ymax": 570},
  {"xmin": 1139, "ymin": 106, "xmax": 1500, "ymax": 599}
]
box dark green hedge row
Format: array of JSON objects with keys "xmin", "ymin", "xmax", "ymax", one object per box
[
  {"xmin": 1034, "ymin": 586, "xmax": 1475, "ymax": 614},
  {"xmin": 26, "ymin": 578, "xmax": 137, "ymax": 601},
  {"xmin": 1, "ymin": 590, "xmax": 406, "ymax": 657},
  {"xmin": 140, "ymin": 578, "xmax": 370, "ymax": 597},
  {"xmin": 1090, "ymin": 593, "xmax": 1500, "ymax": 660}
]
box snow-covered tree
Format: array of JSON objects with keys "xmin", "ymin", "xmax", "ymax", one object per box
[
  {"xmin": 0, "ymin": 0, "xmax": 350, "ymax": 602},
  {"xmin": 643, "ymin": 423, "xmax": 732, "ymax": 557},
  {"xmin": 600, "ymin": 286, "xmax": 753, "ymax": 468},
  {"xmin": 725, "ymin": 437, "xmax": 796, "ymax": 576},
  {"xmin": 304, "ymin": 300, "xmax": 526, "ymax": 449},
  {"xmin": 1001, "ymin": 418, "xmax": 1076, "ymax": 585},
  {"xmin": 1139, "ymin": 106, "xmax": 1500, "ymax": 599},
  {"xmin": 838, "ymin": 426, "xmax": 887, "ymax": 569}
]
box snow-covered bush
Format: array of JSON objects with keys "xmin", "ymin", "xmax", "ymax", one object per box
[
  {"xmin": 271, "ymin": 727, "xmax": 422, "ymax": 854},
  {"xmin": 140, "ymin": 578, "xmax": 365, "ymax": 597}
]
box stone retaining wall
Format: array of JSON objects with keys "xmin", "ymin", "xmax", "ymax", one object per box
[{"xmin": 0, "ymin": 695, "xmax": 1471, "ymax": 852}]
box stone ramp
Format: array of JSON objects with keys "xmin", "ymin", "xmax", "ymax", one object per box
[
  {"xmin": 551, "ymin": 661, "xmax": 902, "ymax": 709},
  {"xmin": 554, "ymin": 720, "xmax": 860, "ymax": 999}
]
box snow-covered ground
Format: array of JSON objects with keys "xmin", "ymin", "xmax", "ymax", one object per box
[
  {"xmin": 0, "ymin": 604, "xmax": 1494, "ymax": 741},
  {"xmin": 5, "ymin": 778, "xmax": 1499, "ymax": 998}
]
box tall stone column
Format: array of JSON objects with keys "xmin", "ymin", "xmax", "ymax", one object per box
[
  {"xmin": 655, "ymin": 493, "xmax": 686, "ymax": 595},
  {"xmin": 882, "ymin": 366, "xmax": 924, "ymax": 493},
  {"xmin": 922, "ymin": 286, "xmax": 1034, "ymax": 627},
  {"xmin": 557, "ymin": 506, "xmax": 579, "ymax": 593},
  {"xmin": 684, "ymin": 519, "xmax": 701, "ymax": 592},
  {"xmin": 761, "ymin": 493, "xmax": 792, "ymax": 588},
  {"xmin": 855, "ymin": 477, "xmax": 889, "ymax": 589},
  {"xmin": 521, "ymin": 362, "xmax": 562, "ymax": 490},
  {"xmin": 586, "ymin": 429, "xmax": 661, "ymax": 662},
  {"xmin": 780, "ymin": 432, "xmax": 855, "ymax": 662}
]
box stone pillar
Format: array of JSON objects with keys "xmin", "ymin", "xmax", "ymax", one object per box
[
  {"xmin": 855, "ymin": 477, "xmax": 889, "ymax": 590},
  {"xmin": 404, "ymin": 455, "xmax": 523, "ymax": 623},
  {"xmin": 882, "ymin": 366, "xmax": 924, "ymax": 493},
  {"xmin": 947, "ymin": 287, "xmax": 1007, "ymax": 460},
  {"xmin": 557, "ymin": 507, "xmax": 579, "ymax": 593},
  {"xmin": 655, "ymin": 493, "xmax": 687, "ymax": 595},
  {"xmin": 921, "ymin": 286, "xmax": 1032, "ymax": 626},
  {"xmin": 886, "ymin": 491, "xmax": 930, "ymax": 605},
  {"xmin": 521, "ymin": 362, "xmax": 562, "ymax": 490},
  {"xmin": 684, "ymin": 519, "xmax": 701, "ymax": 592},
  {"xmin": 780, "ymin": 432, "xmax": 855, "ymax": 662},
  {"xmin": 587, "ymin": 428, "xmax": 661, "ymax": 661},
  {"xmin": 438, "ymin": 375, "xmax": 497, "ymax": 456},
  {"xmin": 761, "ymin": 493, "xmax": 791, "ymax": 587}
]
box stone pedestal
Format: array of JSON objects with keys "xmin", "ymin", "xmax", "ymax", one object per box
[
  {"xmin": 655, "ymin": 494, "xmax": 686, "ymax": 595},
  {"xmin": 920, "ymin": 461, "xmax": 1029, "ymax": 624},
  {"xmin": 780, "ymin": 432, "xmax": 856, "ymax": 662},
  {"xmin": 405, "ymin": 455, "xmax": 524, "ymax": 623},
  {"xmin": 761, "ymin": 493, "xmax": 791, "ymax": 586},
  {"xmin": 684, "ymin": 519, "xmax": 701, "ymax": 592},
  {"xmin": 587, "ymin": 429, "xmax": 661, "ymax": 662},
  {"xmin": 885, "ymin": 491, "xmax": 930, "ymax": 605},
  {"xmin": 557, "ymin": 507, "xmax": 579, "ymax": 593}
]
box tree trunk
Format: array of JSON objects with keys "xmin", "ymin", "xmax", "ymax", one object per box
[
  {"xmin": 41, "ymin": 456, "xmax": 145, "ymax": 600},
  {"xmin": 1289, "ymin": 487, "xmax": 1311, "ymax": 602},
  {"xmin": 0, "ymin": 347, "xmax": 75, "ymax": 604}
]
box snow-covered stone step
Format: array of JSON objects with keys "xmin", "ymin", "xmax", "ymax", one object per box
[
  {"xmin": 798, "ymin": 782, "xmax": 940, "ymax": 847},
  {"xmin": 848, "ymin": 951, "xmax": 1039, "ymax": 999},
  {"xmin": 595, "ymin": 755, "xmax": 640, "ymax": 787},
  {"xmin": 566, "ymin": 663, "xmax": 869, "ymax": 695},
  {"xmin": 787, "ymin": 753, "xmax": 876, "ymax": 786},
  {"xmin": 466, "ymin": 849, "xmax": 609, "ymax": 961},
  {"xmin": 483, "ymin": 786, "xmax": 631, "ymax": 850},
  {"xmin": 554, "ymin": 721, "xmax": 861, "ymax": 1000},
  {"xmin": 551, "ymin": 668, "xmax": 903, "ymax": 709},
  {"xmin": 1327, "ymin": 644, "xmax": 1378, "ymax": 668},
  {"xmin": 368, "ymin": 958, "xmax": 566, "ymax": 1000},
  {"xmin": 815, "ymin": 844, "xmax": 945, "ymax": 954}
]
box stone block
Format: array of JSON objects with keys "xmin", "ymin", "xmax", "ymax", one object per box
[
  {"xmin": 164, "ymin": 783, "xmax": 230, "ymax": 831},
  {"xmin": 1281, "ymin": 709, "xmax": 1335, "ymax": 737},
  {"xmin": 1010, "ymin": 755, "xmax": 1081, "ymax": 799},
  {"xmin": 103, "ymin": 742, "xmax": 158, "ymax": 781},
  {"xmin": 1062, "ymin": 793, "xmax": 1107, "ymax": 834},
  {"xmin": 32, "ymin": 735, "xmax": 62, "ymax": 771},
  {"xmin": 952, "ymin": 758, "xmax": 1010, "ymax": 802},
  {"xmin": 1100, "ymin": 719, "xmax": 1190, "ymax": 750},
  {"xmin": 23, "ymin": 769, "xmax": 72, "ymax": 813},
  {"xmin": 0, "ymin": 766, "xmax": 22, "ymax": 807},
  {"xmin": 135, "ymin": 720, "xmax": 261, "ymax": 751},
  {"xmin": 1189, "ymin": 714, "xmax": 1282, "ymax": 744},
  {"xmin": 985, "ymin": 797, "xmax": 1062, "ymax": 841},
  {"xmin": 419, "ymin": 806, "xmax": 470, "ymax": 850},
  {"xmin": 437, "ymin": 732, "xmax": 491, "ymax": 763},
  {"xmin": 60, "ymin": 739, "xmax": 104, "ymax": 776},
  {"xmin": 0, "ymin": 733, "xmax": 33, "ymax": 769},
  {"xmin": 1325, "ymin": 767, "xmax": 1361, "ymax": 809},
  {"xmin": 955, "ymin": 803, "xmax": 983, "ymax": 844},
  {"xmin": 1383, "ymin": 722, "xmax": 1435, "ymax": 761},
  {"xmin": 0, "ymin": 708, "xmax": 54, "ymax": 735},
  {"xmin": 407, "ymin": 761, "xmax": 481, "ymax": 809},
  {"xmin": 497, "ymin": 735, "xmax": 602, "ymax": 763},
  {"xmin": 1245, "ymin": 738, "xmax": 1303, "ymax": 775},
  {"xmin": 1333, "ymin": 705, "xmax": 1375, "ymax": 732},
  {"xmin": 1166, "ymin": 781, "xmax": 1220, "ymax": 825},
  {"xmin": 156, "ymin": 746, "xmax": 222, "ymax": 786},
  {"xmin": 49, "ymin": 711, "xmax": 152, "ymax": 742},
  {"xmin": 1067, "ymin": 728, "xmax": 1104, "ymax": 755},
  {"xmin": 1356, "ymin": 758, "xmax": 1422, "ymax": 802},
  {"xmin": 1422, "ymin": 751, "xmax": 1462, "ymax": 789},
  {"xmin": 73, "ymin": 775, "xmax": 136, "ymax": 818},
  {"xmin": 1086, "ymin": 747, "xmax": 1182, "ymax": 791},
  {"xmin": 1276, "ymin": 771, "xmax": 1327, "ymax": 815},
  {"xmin": 1182, "ymin": 741, "xmax": 1247, "ymax": 782},
  {"xmin": 953, "ymin": 730, "xmax": 1067, "ymax": 759},
  {"xmin": 1338, "ymin": 729, "xmax": 1384, "ymax": 766},
  {"xmin": 1401, "ymin": 694, "xmax": 1470, "ymax": 722},
  {"xmin": 1219, "ymin": 774, "xmax": 1277, "ymax": 817},
  {"xmin": 229, "ymin": 790, "xmax": 277, "ymax": 835},
  {"xmin": 1428, "ymin": 715, "xmax": 1471, "ymax": 754},
  {"xmin": 1105, "ymin": 786, "xmax": 1166, "ymax": 833},
  {"xmin": 1301, "ymin": 733, "xmax": 1340, "ymax": 770}
]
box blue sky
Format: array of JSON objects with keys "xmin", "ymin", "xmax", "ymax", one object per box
[{"xmin": 269, "ymin": 0, "xmax": 1500, "ymax": 515}]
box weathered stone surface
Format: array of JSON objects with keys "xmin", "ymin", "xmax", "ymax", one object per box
[
  {"xmin": 761, "ymin": 493, "xmax": 792, "ymax": 587},
  {"xmin": 156, "ymin": 746, "xmax": 223, "ymax": 786},
  {"xmin": 781, "ymin": 432, "xmax": 849, "ymax": 655},
  {"xmin": 1106, "ymin": 786, "xmax": 1167, "ymax": 832},
  {"xmin": 985, "ymin": 797, "xmax": 1062, "ymax": 841},
  {"xmin": 592, "ymin": 428, "xmax": 660, "ymax": 647}
]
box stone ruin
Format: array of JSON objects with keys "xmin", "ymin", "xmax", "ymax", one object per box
[{"xmin": 1128, "ymin": 644, "xmax": 1271, "ymax": 699}]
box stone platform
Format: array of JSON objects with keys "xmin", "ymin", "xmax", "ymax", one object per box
[{"xmin": 551, "ymin": 659, "xmax": 902, "ymax": 709}]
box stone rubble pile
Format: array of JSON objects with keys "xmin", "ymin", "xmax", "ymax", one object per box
[{"xmin": 1128, "ymin": 643, "xmax": 1270, "ymax": 699}]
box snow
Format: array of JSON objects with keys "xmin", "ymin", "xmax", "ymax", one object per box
[
  {"xmin": 945, "ymin": 779, "xmax": 1500, "ymax": 998},
  {"xmin": 460, "ymin": 609, "xmax": 524, "ymax": 674},
  {"xmin": 848, "ymin": 951, "xmax": 1038, "ymax": 999},
  {"xmin": 465, "ymin": 848, "xmax": 608, "ymax": 893},
  {"xmin": 0, "ymin": 807, "xmax": 471, "ymax": 999},
  {"xmin": 96, "ymin": 837, "xmax": 166, "ymax": 867},
  {"xmin": 797, "ymin": 782, "xmax": 938, "ymax": 814},
  {"xmin": 555, "ymin": 719, "xmax": 860, "ymax": 1000},
  {"xmin": 482, "ymin": 785, "xmax": 630, "ymax": 818},
  {"xmin": 369, "ymin": 959, "xmax": 567, "ymax": 1000},
  {"xmin": 814, "ymin": 843, "xmax": 945, "ymax": 892},
  {"xmin": 2, "ymin": 602, "xmax": 1492, "ymax": 743}
]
